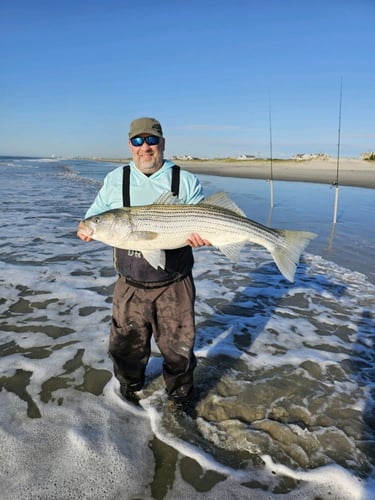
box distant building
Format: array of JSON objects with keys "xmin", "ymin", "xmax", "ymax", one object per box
[
  {"xmin": 237, "ymin": 154, "xmax": 256, "ymax": 160},
  {"xmin": 172, "ymin": 155, "xmax": 200, "ymax": 161},
  {"xmin": 292, "ymin": 153, "xmax": 329, "ymax": 161},
  {"xmin": 360, "ymin": 152, "xmax": 375, "ymax": 160}
]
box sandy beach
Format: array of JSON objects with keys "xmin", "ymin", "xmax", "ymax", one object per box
[
  {"xmin": 98, "ymin": 157, "xmax": 375, "ymax": 189},
  {"xmin": 176, "ymin": 158, "xmax": 375, "ymax": 189}
]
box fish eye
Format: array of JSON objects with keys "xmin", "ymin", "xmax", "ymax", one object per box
[{"xmin": 93, "ymin": 216, "xmax": 101, "ymax": 223}]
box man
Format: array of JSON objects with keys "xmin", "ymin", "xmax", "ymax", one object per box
[{"xmin": 77, "ymin": 117, "xmax": 209, "ymax": 410}]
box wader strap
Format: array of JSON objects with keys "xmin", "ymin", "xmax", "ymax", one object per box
[
  {"xmin": 122, "ymin": 165, "xmax": 131, "ymax": 207},
  {"xmin": 122, "ymin": 164, "xmax": 180, "ymax": 207},
  {"xmin": 171, "ymin": 165, "xmax": 180, "ymax": 197}
]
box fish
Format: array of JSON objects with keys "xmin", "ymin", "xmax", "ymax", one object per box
[{"xmin": 80, "ymin": 192, "xmax": 317, "ymax": 282}]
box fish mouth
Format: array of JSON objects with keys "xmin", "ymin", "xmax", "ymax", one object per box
[{"xmin": 80, "ymin": 223, "xmax": 94, "ymax": 238}]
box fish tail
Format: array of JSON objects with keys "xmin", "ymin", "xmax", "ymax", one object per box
[{"xmin": 270, "ymin": 230, "xmax": 317, "ymax": 282}]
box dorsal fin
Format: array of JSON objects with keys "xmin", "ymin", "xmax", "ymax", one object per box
[
  {"xmin": 153, "ymin": 191, "xmax": 246, "ymax": 218},
  {"xmin": 153, "ymin": 192, "xmax": 182, "ymax": 205},
  {"xmin": 202, "ymin": 192, "xmax": 246, "ymax": 217}
]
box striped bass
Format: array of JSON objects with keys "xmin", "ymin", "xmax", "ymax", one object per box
[{"xmin": 80, "ymin": 192, "xmax": 317, "ymax": 282}]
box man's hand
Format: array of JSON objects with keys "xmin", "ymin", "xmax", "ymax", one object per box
[
  {"xmin": 187, "ymin": 233, "xmax": 212, "ymax": 248},
  {"xmin": 77, "ymin": 221, "xmax": 93, "ymax": 242}
]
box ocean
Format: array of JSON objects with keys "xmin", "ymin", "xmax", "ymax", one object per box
[{"xmin": 0, "ymin": 156, "xmax": 374, "ymax": 499}]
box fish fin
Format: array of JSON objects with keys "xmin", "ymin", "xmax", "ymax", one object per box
[
  {"xmin": 202, "ymin": 192, "xmax": 246, "ymax": 217},
  {"xmin": 153, "ymin": 192, "xmax": 182, "ymax": 205},
  {"xmin": 131, "ymin": 231, "xmax": 159, "ymax": 240},
  {"xmin": 271, "ymin": 230, "xmax": 317, "ymax": 282},
  {"xmin": 141, "ymin": 250, "xmax": 166, "ymax": 269},
  {"xmin": 217, "ymin": 242, "xmax": 245, "ymax": 263}
]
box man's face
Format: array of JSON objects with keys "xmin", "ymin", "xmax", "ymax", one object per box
[{"xmin": 129, "ymin": 134, "xmax": 165, "ymax": 174}]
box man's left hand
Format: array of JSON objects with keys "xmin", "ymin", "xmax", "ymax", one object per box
[{"xmin": 187, "ymin": 233, "xmax": 212, "ymax": 248}]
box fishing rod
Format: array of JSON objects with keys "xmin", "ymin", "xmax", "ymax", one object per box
[
  {"xmin": 332, "ymin": 78, "xmax": 343, "ymax": 224},
  {"xmin": 268, "ymin": 92, "xmax": 274, "ymax": 209}
]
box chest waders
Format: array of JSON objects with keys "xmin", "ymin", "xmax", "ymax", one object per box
[{"xmin": 109, "ymin": 164, "xmax": 197, "ymax": 406}]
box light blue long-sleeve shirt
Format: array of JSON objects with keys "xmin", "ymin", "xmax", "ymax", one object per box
[{"xmin": 85, "ymin": 160, "xmax": 204, "ymax": 218}]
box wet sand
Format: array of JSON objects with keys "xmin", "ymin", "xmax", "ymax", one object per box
[{"xmin": 176, "ymin": 158, "xmax": 375, "ymax": 189}]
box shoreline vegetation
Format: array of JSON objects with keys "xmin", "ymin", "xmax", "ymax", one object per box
[{"xmin": 87, "ymin": 156, "xmax": 375, "ymax": 189}]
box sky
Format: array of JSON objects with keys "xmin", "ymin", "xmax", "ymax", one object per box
[{"xmin": 1, "ymin": 0, "xmax": 374, "ymax": 159}]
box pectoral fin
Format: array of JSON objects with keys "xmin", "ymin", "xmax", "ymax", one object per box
[
  {"xmin": 131, "ymin": 231, "xmax": 159, "ymax": 240},
  {"xmin": 141, "ymin": 250, "xmax": 166, "ymax": 270}
]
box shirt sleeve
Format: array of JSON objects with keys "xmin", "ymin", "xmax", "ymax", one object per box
[
  {"xmin": 84, "ymin": 173, "xmax": 113, "ymax": 218},
  {"xmin": 180, "ymin": 171, "xmax": 205, "ymax": 204},
  {"xmin": 83, "ymin": 166, "xmax": 125, "ymax": 218}
]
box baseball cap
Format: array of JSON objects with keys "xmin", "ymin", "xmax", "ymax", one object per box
[{"xmin": 128, "ymin": 117, "xmax": 163, "ymax": 138}]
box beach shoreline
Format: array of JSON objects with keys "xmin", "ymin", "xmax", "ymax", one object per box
[
  {"xmin": 176, "ymin": 158, "xmax": 375, "ymax": 189},
  {"xmin": 94, "ymin": 158, "xmax": 375, "ymax": 189}
]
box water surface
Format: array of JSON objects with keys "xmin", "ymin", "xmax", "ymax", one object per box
[{"xmin": 0, "ymin": 157, "xmax": 374, "ymax": 499}]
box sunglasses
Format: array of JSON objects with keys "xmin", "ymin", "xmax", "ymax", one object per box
[{"xmin": 130, "ymin": 136, "xmax": 160, "ymax": 147}]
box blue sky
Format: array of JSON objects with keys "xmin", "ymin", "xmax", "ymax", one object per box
[{"xmin": 1, "ymin": 0, "xmax": 374, "ymax": 158}]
